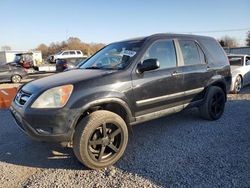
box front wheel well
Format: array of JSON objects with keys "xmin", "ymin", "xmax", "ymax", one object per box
[{"xmin": 75, "ymin": 102, "xmax": 130, "ymax": 129}]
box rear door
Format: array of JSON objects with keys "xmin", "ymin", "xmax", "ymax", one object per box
[
  {"xmin": 0, "ymin": 64, "xmax": 11, "ymax": 81},
  {"xmin": 176, "ymin": 39, "xmax": 211, "ymax": 105},
  {"xmin": 132, "ymin": 39, "xmax": 185, "ymax": 117}
]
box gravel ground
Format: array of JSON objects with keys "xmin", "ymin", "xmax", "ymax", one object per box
[{"xmin": 0, "ymin": 86, "xmax": 249, "ymax": 187}]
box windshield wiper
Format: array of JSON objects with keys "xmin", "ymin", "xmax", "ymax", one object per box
[
  {"xmin": 84, "ymin": 66, "xmax": 117, "ymax": 70},
  {"xmin": 85, "ymin": 66, "xmax": 102, "ymax": 69}
]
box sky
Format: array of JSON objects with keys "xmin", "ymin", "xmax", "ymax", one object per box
[{"xmin": 0, "ymin": 0, "xmax": 249, "ymax": 50}]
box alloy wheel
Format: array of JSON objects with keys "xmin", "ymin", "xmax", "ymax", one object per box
[
  {"xmin": 88, "ymin": 122, "xmax": 123, "ymax": 162},
  {"xmin": 12, "ymin": 75, "xmax": 21, "ymax": 83},
  {"xmin": 235, "ymin": 77, "xmax": 242, "ymax": 93},
  {"xmin": 210, "ymin": 92, "xmax": 224, "ymax": 118}
]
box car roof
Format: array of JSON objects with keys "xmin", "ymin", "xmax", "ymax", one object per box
[{"xmin": 117, "ymin": 33, "xmax": 214, "ymax": 43}]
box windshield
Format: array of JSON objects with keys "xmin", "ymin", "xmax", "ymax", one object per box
[
  {"xmin": 77, "ymin": 58, "xmax": 88, "ymax": 67},
  {"xmin": 80, "ymin": 40, "xmax": 144, "ymax": 70},
  {"xmin": 228, "ymin": 56, "xmax": 243, "ymax": 66}
]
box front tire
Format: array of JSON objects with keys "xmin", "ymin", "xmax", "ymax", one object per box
[
  {"xmin": 73, "ymin": 110, "xmax": 128, "ymax": 169},
  {"xmin": 199, "ymin": 86, "xmax": 226, "ymax": 120}
]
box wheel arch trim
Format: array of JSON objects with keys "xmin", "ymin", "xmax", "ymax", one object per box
[
  {"xmin": 204, "ymin": 77, "xmax": 228, "ymax": 101},
  {"xmin": 72, "ymin": 97, "xmax": 135, "ymax": 128}
]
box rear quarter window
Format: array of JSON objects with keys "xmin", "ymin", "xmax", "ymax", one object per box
[{"xmin": 199, "ymin": 38, "xmax": 228, "ymax": 65}]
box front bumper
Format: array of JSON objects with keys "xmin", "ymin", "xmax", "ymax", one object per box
[
  {"xmin": 229, "ymin": 76, "xmax": 237, "ymax": 92},
  {"xmin": 10, "ymin": 101, "xmax": 79, "ymax": 142}
]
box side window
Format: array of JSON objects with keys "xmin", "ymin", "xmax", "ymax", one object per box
[
  {"xmin": 142, "ymin": 40, "xmax": 177, "ymax": 69},
  {"xmin": 199, "ymin": 38, "xmax": 228, "ymax": 64},
  {"xmin": 179, "ymin": 40, "xmax": 202, "ymax": 66},
  {"xmin": 77, "ymin": 51, "xmax": 81, "ymax": 54},
  {"xmin": 70, "ymin": 51, "xmax": 76, "ymax": 55},
  {"xmin": 62, "ymin": 51, "xmax": 69, "ymax": 55}
]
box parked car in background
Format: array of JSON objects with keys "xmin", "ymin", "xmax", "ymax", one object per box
[
  {"xmin": 11, "ymin": 33, "xmax": 231, "ymax": 169},
  {"xmin": 0, "ymin": 50, "xmax": 42, "ymax": 67},
  {"xmin": 14, "ymin": 52, "xmax": 34, "ymax": 69},
  {"xmin": 0, "ymin": 63, "xmax": 27, "ymax": 83},
  {"xmin": 228, "ymin": 54, "xmax": 250, "ymax": 93},
  {"xmin": 55, "ymin": 57, "xmax": 88, "ymax": 72},
  {"xmin": 48, "ymin": 50, "xmax": 85, "ymax": 63}
]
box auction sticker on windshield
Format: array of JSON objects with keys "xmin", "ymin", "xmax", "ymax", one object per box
[{"xmin": 120, "ymin": 50, "xmax": 137, "ymax": 57}]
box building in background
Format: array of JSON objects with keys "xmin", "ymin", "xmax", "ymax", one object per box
[{"xmin": 224, "ymin": 47, "xmax": 250, "ymax": 55}]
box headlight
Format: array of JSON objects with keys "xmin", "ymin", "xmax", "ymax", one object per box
[{"xmin": 31, "ymin": 85, "xmax": 73, "ymax": 108}]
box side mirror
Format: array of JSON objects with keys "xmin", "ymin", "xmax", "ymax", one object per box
[{"xmin": 137, "ymin": 58, "xmax": 160, "ymax": 73}]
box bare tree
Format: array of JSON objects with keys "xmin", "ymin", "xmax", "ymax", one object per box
[
  {"xmin": 218, "ymin": 40, "xmax": 225, "ymax": 47},
  {"xmin": 36, "ymin": 37, "xmax": 105, "ymax": 58},
  {"xmin": 36, "ymin": 43, "xmax": 49, "ymax": 58},
  {"xmin": 67, "ymin": 37, "xmax": 82, "ymax": 50},
  {"xmin": 1, "ymin": 45, "xmax": 11, "ymax": 50},
  {"xmin": 218, "ymin": 36, "xmax": 238, "ymax": 48},
  {"xmin": 246, "ymin": 31, "xmax": 250, "ymax": 46}
]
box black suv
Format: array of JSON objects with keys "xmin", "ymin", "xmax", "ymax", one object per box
[{"xmin": 10, "ymin": 34, "xmax": 231, "ymax": 169}]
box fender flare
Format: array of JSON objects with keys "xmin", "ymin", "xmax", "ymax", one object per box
[
  {"xmin": 72, "ymin": 97, "xmax": 135, "ymax": 129},
  {"xmin": 204, "ymin": 77, "xmax": 228, "ymax": 101}
]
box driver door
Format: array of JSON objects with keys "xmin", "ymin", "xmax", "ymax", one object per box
[{"xmin": 132, "ymin": 39, "xmax": 185, "ymax": 117}]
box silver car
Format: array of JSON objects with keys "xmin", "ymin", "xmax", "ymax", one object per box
[{"xmin": 228, "ymin": 54, "xmax": 250, "ymax": 93}]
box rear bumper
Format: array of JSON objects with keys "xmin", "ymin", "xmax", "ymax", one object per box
[{"xmin": 10, "ymin": 102, "xmax": 79, "ymax": 142}]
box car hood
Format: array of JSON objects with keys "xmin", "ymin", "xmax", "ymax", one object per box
[{"xmin": 22, "ymin": 69, "xmax": 116, "ymax": 94}]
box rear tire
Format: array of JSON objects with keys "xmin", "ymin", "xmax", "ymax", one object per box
[
  {"xmin": 73, "ymin": 110, "xmax": 128, "ymax": 169},
  {"xmin": 199, "ymin": 86, "xmax": 225, "ymax": 120},
  {"xmin": 11, "ymin": 74, "xmax": 22, "ymax": 83}
]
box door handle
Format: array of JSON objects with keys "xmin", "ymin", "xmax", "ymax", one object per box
[{"xmin": 171, "ymin": 71, "xmax": 181, "ymax": 76}]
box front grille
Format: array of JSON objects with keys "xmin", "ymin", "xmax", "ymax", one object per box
[{"xmin": 15, "ymin": 90, "xmax": 32, "ymax": 106}]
